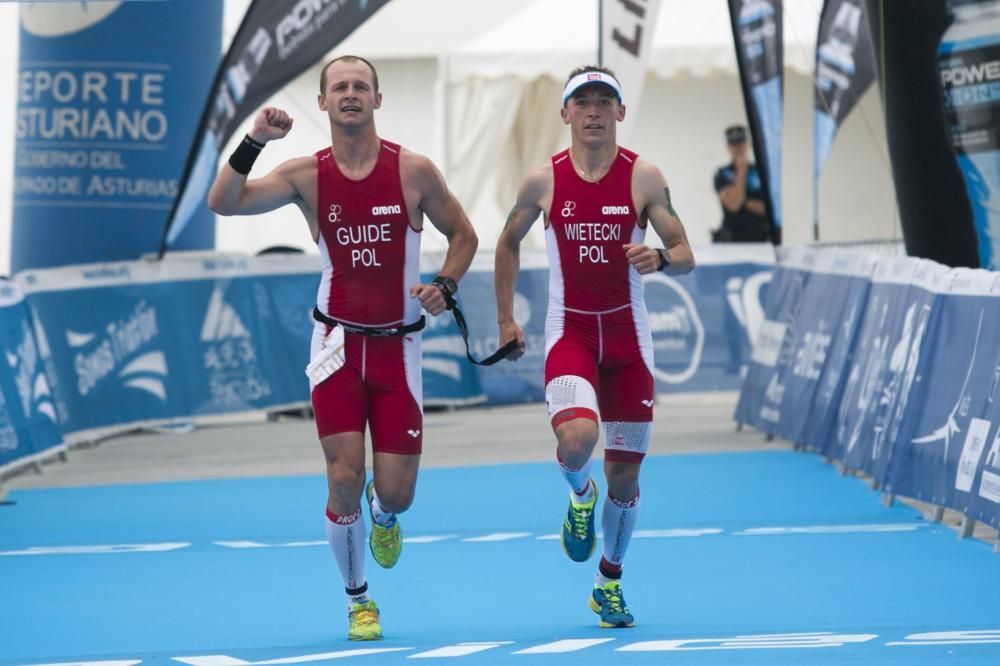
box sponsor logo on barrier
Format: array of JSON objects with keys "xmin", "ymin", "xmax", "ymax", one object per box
[
  {"xmin": 200, "ymin": 288, "xmax": 271, "ymax": 406},
  {"xmin": 20, "ymin": 2, "xmax": 121, "ymax": 37},
  {"xmin": 68, "ymin": 300, "xmax": 167, "ymax": 400},
  {"xmin": 0, "ymin": 392, "xmax": 17, "ymax": 452},
  {"xmin": 956, "ymin": 418, "xmax": 991, "ymax": 493},
  {"xmin": 6, "ymin": 320, "xmax": 57, "ymax": 423},
  {"xmin": 913, "ymin": 308, "xmax": 980, "ymax": 459},
  {"xmin": 643, "ymin": 274, "xmax": 704, "ymax": 384},
  {"xmin": 727, "ymin": 271, "xmax": 771, "ymax": 345}
]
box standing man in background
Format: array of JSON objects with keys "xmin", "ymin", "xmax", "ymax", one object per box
[
  {"xmin": 712, "ymin": 124, "xmax": 773, "ymax": 243},
  {"xmin": 494, "ymin": 65, "xmax": 695, "ymax": 629},
  {"xmin": 208, "ymin": 55, "xmax": 477, "ymax": 641}
]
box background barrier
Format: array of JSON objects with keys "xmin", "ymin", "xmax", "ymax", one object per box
[
  {"xmin": 0, "ymin": 278, "xmax": 64, "ymax": 476},
  {"xmin": 3, "ymin": 244, "xmax": 774, "ymax": 472},
  {"xmin": 736, "ymin": 246, "xmax": 1000, "ymax": 531}
]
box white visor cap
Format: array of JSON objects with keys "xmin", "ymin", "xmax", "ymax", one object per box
[{"xmin": 561, "ymin": 71, "xmax": 623, "ymax": 106}]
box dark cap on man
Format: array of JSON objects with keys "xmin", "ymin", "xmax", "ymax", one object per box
[{"xmin": 725, "ymin": 125, "xmax": 748, "ymax": 145}]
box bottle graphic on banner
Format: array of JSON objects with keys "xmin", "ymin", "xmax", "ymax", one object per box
[
  {"xmin": 815, "ymin": 0, "xmax": 864, "ymax": 172},
  {"xmin": 939, "ymin": 0, "xmax": 1000, "ymax": 269},
  {"xmin": 738, "ymin": 0, "xmax": 782, "ymax": 232}
]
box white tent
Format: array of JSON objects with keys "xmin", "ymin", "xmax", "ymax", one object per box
[{"xmin": 214, "ymin": 0, "xmax": 900, "ymax": 258}]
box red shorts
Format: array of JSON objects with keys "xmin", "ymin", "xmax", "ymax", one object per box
[
  {"xmin": 544, "ymin": 306, "xmax": 654, "ymax": 425},
  {"xmin": 310, "ymin": 327, "xmax": 423, "ymax": 455}
]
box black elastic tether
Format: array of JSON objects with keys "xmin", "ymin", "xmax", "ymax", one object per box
[{"xmin": 439, "ymin": 292, "xmax": 518, "ymax": 366}]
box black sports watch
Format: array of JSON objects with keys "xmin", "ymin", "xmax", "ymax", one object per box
[
  {"xmin": 432, "ymin": 275, "xmax": 458, "ymax": 297},
  {"xmin": 655, "ymin": 248, "xmax": 671, "ymax": 272}
]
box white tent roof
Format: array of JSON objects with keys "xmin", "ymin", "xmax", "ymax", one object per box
[{"xmin": 451, "ymin": 0, "xmax": 817, "ymax": 80}]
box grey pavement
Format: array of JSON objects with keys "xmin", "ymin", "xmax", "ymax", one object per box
[{"xmin": 5, "ymin": 392, "xmax": 782, "ymax": 489}]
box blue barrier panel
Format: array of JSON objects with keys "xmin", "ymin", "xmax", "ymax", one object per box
[
  {"xmin": 0, "ymin": 279, "xmax": 64, "ymax": 473},
  {"xmin": 733, "ymin": 246, "xmax": 817, "ymax": 430},
  {"xmin": 17, "ymin": 254, "xmax": 318, "ymax": 441},
  {"xmin": 795, "ymin": 251, "xmax": 878, "ymax": 452},
  {"xmin": 885, "ymin": 269, "xmax": 1000, "ymax": 530},
  {"xmin": 832, "ymin": 259, "xmax": 946, "ymax": 480},
  {"xmin": 419, "ymin": 269, "xmax": 486, "ymax": 406}
]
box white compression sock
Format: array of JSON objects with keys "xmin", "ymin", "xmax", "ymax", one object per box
[
  {"xmin": 325, "ymin": 506, "xmax": 367, "ymax": 607},
  {"xmin": 601, "ymin": 489, "xmax": 640, "ymax": 567}
]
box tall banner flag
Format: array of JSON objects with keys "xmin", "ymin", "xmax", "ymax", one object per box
[
  {"xmin": 939, "ymin": 0, "xmax": 1000, "ymax": 270},
  {"xmin": 814, "ymin": 0, "xmax": 877, "ymax": 240},
  {"xmin": 158, "ymin": 0, "xmax": 393, "ymax": 254},
  {"xmin": 728, "ymin": 0, "xmax": 783, "ymax": 244},
  {"xmin": 599, "ymin": 0, "xmax": 663, "ymax": 144}
]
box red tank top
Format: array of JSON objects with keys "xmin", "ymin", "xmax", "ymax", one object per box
[
  {"xmin": 315, "ymin": 140, "xmax": 421, "ymax": 327},
  {"xmin": 547, "ymin": 147, "xmax": 641, "ymax": 311}
]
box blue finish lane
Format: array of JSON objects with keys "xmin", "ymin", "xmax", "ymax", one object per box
[{"xmin": 2, "ymin": 451, "xmax": 998, "ymax": 665}]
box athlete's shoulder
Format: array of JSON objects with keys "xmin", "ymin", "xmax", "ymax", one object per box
[
  {"xmin": 632, "ymin": 157, "xmax": 667, "ymax": 187},
  {"xmin": 519, "ymin": 160, "xmax": 554, "ymax": 203}
]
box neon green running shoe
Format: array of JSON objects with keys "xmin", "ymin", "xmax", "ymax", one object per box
[
  {"xmin": 347, "ymin": 599, "xmax": 382, "ymax": 640},
  {"xmin": 561, "ymin": 478, "xmax": 598, "ymax": 562},
  {"xmin": 366, "ymin": 480, "xmax": 402, "ymax": 568},
  {"xmin": 589, "ymin": 581, "xmax": 635, "ymax": 628}
]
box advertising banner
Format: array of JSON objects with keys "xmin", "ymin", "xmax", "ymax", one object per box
[
  {"xmin": 728, "ymin": 0, "xmax": 784, "ymax": 242},
  {"xmin": 11, "ymin": 1, "xmax": 222, "ymax": 271},
  {"xmin": 885, "ymin": 268, "xmax": 1000, "ymax": 529},
  {"xmin": 600, "ymin": 0, "xmax": 663, "ymax": 143},
  {"xmin": 832, "ymin": 258, "xmax": 946, "ymax": 480},
  {"xmin": 733, "ymin": 245, "xmax": 816, "ymax": 430},
  {"xmin": 814, "ymin": 0, "xmax": 877, "ymax": 196}
]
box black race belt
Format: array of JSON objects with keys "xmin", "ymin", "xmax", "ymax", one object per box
[
  {"xmin": 312, "ymin": 308, "xmax": 425, "ymax": 337},
  {"xmin": 313, "ymin": 296, "xmax": 518, "ymax": 367}
]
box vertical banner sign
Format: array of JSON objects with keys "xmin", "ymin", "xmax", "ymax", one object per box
[
  {"xmin": 728, "ymin": 0, "xmax": 783, "ymax": 244},
  {"xmin": 159, "ymin": 0, "xmax": 393, "ymax": 254},
  {"xmin": 11, "ymin": 2, "xmax": 222, "ymax": 273},
  {"xmin": 939, "ymin": 0, "xmax": 1000, "ymax": 270},
  {"xmin": 600, "ymin": 0, "xmax": 663, "ymax": 144},
  {"xmin": 814, "ymin": 0, "xmax": 876, "ymax": 240}
]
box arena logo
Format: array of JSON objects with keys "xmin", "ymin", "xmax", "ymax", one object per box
[
  {"xmin": 68, "ymin": 300, "xmax": 168, "ymax": 400},
  {"xmin": 371, "ymin": 204, "xmax": 401, "ymax": 216},
  {"xmin": 643, "ymin": 273, "xmax": 704, "ymax": 384},
  {"xmin": 20, "ymin": 2, "xmax": 121, "ymax": 38}
]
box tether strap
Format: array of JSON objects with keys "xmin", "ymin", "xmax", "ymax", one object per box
[
  {"xmin": 312, "ymin": 307, "xmax": 425, "ymax": 337},
  {"xmin": 438, "ymin": 291, "xmax": 519, "ymax": 367}
]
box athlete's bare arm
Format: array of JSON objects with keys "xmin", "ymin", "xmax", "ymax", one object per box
[
  {"xmin": 401, "ymin": 151, "xmax": 478, "ymax": 317},
  {"xmin": 207, "ymin": 108, "xmax": 320, "ymax": 238},
  {"xmin": 624, "ymin": 160, "xmax": 695, "ymax": 275},
  {"xmin": 494, "ymin": 163, "xmax": 552, "ymax": 361}
]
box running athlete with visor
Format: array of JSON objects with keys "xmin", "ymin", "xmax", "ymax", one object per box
[
  {"xmin": 208, "ymin": 55, "xmax": 478, "ymax": 641},
  {"xmin": 494, "ymin": 65, "xmax": 695, "ymax": 628}
]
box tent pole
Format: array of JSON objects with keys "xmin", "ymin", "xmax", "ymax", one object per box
[{"xmin": 597, "ymin": 0, "xmax": 603, "ymax": 65}]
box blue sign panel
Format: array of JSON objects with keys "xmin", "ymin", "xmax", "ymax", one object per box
[{"xmin": 11, "ymin": 2, "xmax": 222, "ymax": 271}]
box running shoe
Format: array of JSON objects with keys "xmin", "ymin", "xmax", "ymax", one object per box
[
  {"xmin": 366, "ymin": 479, "xmax": 402, "ymax": 568},
  {"xmin": 589, "ymin": 581, "xmax": 635, "ymax": 628},
  {"xmin": 347, "ymin": 599, "xmax": 382, "ymax": 640},
  {"xmin": 561, "ymin": 478, "xmax": 598, "ymax": 562}
]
